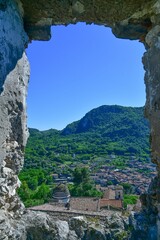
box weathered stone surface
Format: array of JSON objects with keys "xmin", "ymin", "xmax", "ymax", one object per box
[
  {"xmin": 0, "ymin": 1, "xmax": 30, "ymax": 224},
  {"xmin": 0, "ymin": 0, "xmax": 28, "ymax": 93},
  {"xmin": 20, "ymin": 0, "xmax": 156, "ymax": 40},
  {"xmin": 85, "ymin": 225, "xmax": 106, "ymax": 240},
  {"xmin": 69, "ymin": 214, "xmax": 130, "ymax": 240},
  {"xmin": 69, "ymin": 216, "xmax": 88, "ymax": 238},
  {"xmin": 141, "ymin": 18, "xmax": 160, "ymax": 236},
  {"xmin": 2, "ymin": 0, "xmax": 160, "ymax": 239},
  {"xmin": 129, "ymin": 211, "xmax": 157, "ymax": 240},
  {"xmin": 14, "ymin": 211, "xmax": 129, "ymax": 240},
  {"xmin": 0, "ymin": 51, "xmax": 29, "ymax": 218}
]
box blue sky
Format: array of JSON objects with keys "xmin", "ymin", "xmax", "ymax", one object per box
[{"xmin": 26, "ymin": 23, "xmax": 145, "ymax": 131}]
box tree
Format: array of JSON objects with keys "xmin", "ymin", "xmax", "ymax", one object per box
[
  {"xmin": 73, "ymin": 167, "xmax": 90, "ymax": 185},
  {"xmin": 123, "ymin": 194, "xmax": 138, "ymax": 208},
  {"xmin": 18, "ymin": 181, "xmax": 30, "ymax": 201},
  {"xmin": 34, "ymin": 183, "xmax": 50, "ymax": 200},
  {"xmin": 70, "ymin": 167, "xmax": 102, "ymax": 197},
  {"xmin": 28, "ymin": 177, "xmax": 38, "ymax": 190}
]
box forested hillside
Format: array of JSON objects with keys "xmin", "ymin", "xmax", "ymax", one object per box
[
  {"xmin": 19, "ymin": 105, "xmax": 151, "ymax": 206},
  {"xmin": 24, "ymin": 105, "xmax": 150, "ymax": 170}
]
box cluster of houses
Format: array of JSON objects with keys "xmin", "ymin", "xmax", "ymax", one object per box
[
  {"xmin": 52, "ymin": 156, "xmax": 156, "ymax": 195},
  {"xmin": 48, "ymin": 156, "xmax": 156, "ymax": 213},
  {"xmin": 51, "ymin": 183, "xmax": 124, "ymax": 211},
  {"xmin": 90, "ymin": 160, "xmax": 156, "ymax": 194}
]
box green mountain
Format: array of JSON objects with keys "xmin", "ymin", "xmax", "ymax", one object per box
[
  {"xmin": 62, "ymin": 105, "xmax": 148, "ymax": 136},
  {"xmin": 24, "ymin": 105, "xmax": 150, "ymax": 170}
]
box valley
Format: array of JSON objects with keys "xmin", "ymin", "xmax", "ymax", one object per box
[{"xmin": 19, "ymin": 105, "xmax": 155, "ymax": 207}]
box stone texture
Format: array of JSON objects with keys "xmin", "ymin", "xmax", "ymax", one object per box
[
  {"xmin": 2, "ymin": 0, "xmax": 160, "ymax": 239},
  {"xmin": 0, "ymin": 52, "xmax": 29, "ymax": 220},
  {"xmin": 129, "ymin": 211, "xmax": 157, "ymax": 240},
  {"xmin": 20, "ymin": 0, "xmax": 156, "ymax": 40},
  {"xmin": 0, "ymin": 209, "xmax": 131, "ymax": 240},
  {"xmin": 20, "ymin": 211, "xmax": 129, "ymax": 240},
  {"xmin": 0, "ymin": 51, "xmax": 29, "ymax": 239},
  {"xmin": 0, "ymin": 0, "xmax": 29, "ymax": 225},
  {"xmin": 69, "ymin": 216, "xmax": 88, "ymax": 238},
  {"xmin": 0, "ymin": 0, "xmax": 28, "ymax": 93}
]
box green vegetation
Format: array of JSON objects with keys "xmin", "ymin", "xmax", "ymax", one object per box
[
  {"xmin": 18, "ymin": 167, "xmax": 102, "ymax": 206},
  {"xmin": 24, "ymin": 105, "xmax": 150, "ymax": 171},
  {"xmin": 18, "ymin": 105, "xmax": 150, "ymax": 206},
  {"xmin": 123, "ymin": 194, "xmax": 139, "ymax": 208},
  {"xmin": 69, "ymin": 167, "xmax": 103, "ymax": 197},
  {"xmin": 120, "ymin": 183, "xmax": 134, "ymax": 194},
  {"xmin": 18, "ymin": 169, "xmax": 52, "ymax": 207}
]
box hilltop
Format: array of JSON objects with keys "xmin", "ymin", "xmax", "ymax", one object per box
[{"xmin": 25, "ymin": 105, "xmax": 150, "ymax": 170}]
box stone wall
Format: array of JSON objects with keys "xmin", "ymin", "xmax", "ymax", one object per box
[
  {"xmin": 0, "ymin": 0, "xmax": 28, "ymax": 92},
  {"xmin": 1, "ymin": 0, "xmax": 160, "ymax": 239},
  {"xmin": 0, "ymin": 52, "xmax": 29, "ymax": 217},
  {"xmin": 70, "ymin": 198, "xmax": 99, "ymax": 212},
  {"xmin": 0, "ymin": 1, "xmax": 30, "ymax": 238}
]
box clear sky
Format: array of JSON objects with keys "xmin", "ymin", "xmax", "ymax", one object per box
[{"xmin": 26, "ymin": 23, "xmax": 145, "ymax": 131}]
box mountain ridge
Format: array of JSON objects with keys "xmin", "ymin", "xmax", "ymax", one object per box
[
  {"xmin": 61, "ymin": 105, "xmax": 148, "ymax": 136},
  {"xmin": 25, "ymin": 105, "xmax": 150, "ymax": 170}
]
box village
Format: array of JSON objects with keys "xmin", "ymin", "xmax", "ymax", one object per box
[
  {"xmin": 33, "ymin": 155, "xmax": 154, "ymax": 213},
  {"xmin": 90, "ymin": 160, "xmax": 156, "ymax": 195},
  {"xmin": 30, "ymin": 183, "xmax": 124, "ymax": 216},
  {"xmin": 52, "ymin": 155, "xmax": 156, "ymax": 196}
]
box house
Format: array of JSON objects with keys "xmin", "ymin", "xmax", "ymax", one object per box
[
  {"xmin": 70, "ymin": 196, "xmax": 123, "ymax": 211},
  {"xmin": 70, "ymin": 197, "xmax": 99, "ymax": 211},
  {"xmin": 97, "ymin": 185, "xmax": 123, "ymax": 200},
  {"xmin": 100, "ymin": 199, "xmax": 123, "ymax": 209},
  {"xmin": 96, "ymin": 185, "xmax": 123, "ymax": 209},
  {"xmin": 52, "ymin": 174, "xmax": 58, "ymax": 179}
]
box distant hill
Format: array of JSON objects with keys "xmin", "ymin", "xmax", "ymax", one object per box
[
  {"xmin": 25, "ymin": 105, "xmax": 150, "ymax": 170},
  {"xmin": 62, "ymin": 105, "xmax": 149, "ymax": 137}
]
